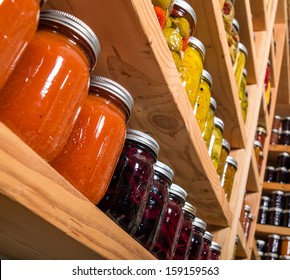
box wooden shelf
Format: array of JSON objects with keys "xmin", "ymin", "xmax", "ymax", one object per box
[
  {"xmin": 0, "ymin": 124, "xmax": 155, "ymax": 260},
  {"xmin": 263, "ymin": 182, "xmax": 290, "ymax": 192},
  {"xmin": 255, "ymin": 224, "xmax": 290, "ymax": 238}
]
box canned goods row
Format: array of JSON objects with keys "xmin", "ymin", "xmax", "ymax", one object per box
[
  {"xmin": 270, "ymin": 115, "xmax": 290, "ymax": 145},
  {"xmin": 256, "ymin": 235, "xmax": 290, "ymax": 260},
  {"xmin": 240, "ymin": 203, "xmax": 254, "ymax": 240}
]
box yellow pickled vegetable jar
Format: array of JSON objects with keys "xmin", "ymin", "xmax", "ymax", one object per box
[
  {"xmin": 254, "ymin": 140, "xmax": 262, "ymax": 164},
  {"xmin": 202, "ymin": 97, "xmax": 217, "ymax": 147},
  {"xmin": 208, "ymin": 117, "xmax": 224, "ymax": 170},
  {"xmin": 238, "ymin": 68, "xmax": 248, "ymax": 123},
  {"xmin": 241, "ymin": 89, "xmax": 248, "ymax": 123},
  {"xmin": 152, "ymin": 0, "xmax": 174, "ymax": 29},
  {"xmin": 193, "ymin": 70, "xmax": 212, "ymax": 131},
  {"xmin": 233, "ymin": 42, "xmax": 248, "ymax": 90},
  {"xmin": 179, "ymin": 36, "xmax": 206, "ymax": 107},
  {"xmin": 217, "ymin": 139, "xmax": 231, "ymax": 178},
  {"xmin": 221, "ymin": 156, "xmax": 238, "ymax": 201},
  {"xmin": 222, "ymin": 0, "xmax": 235, "ymax": 38},
  {"xmin": 228, "ymin": 18, "xmax": 240, "ymax": 64}
]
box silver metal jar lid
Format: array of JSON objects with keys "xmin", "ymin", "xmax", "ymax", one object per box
[
  {"xmin": 264, "ymin": 252, "xmax": 278, "ymax": 257},
  {"xmin": 188, "ymin": 36, "xmax": 206, "ymax": 57},
  {"xmin": 259, "ymin": 151, "xmax": 264, "ymax": 157},
  {"xmin": 281, "ymin": 130, "xmax": 290, "ymax": 134},
  {"xmin": 256, "ymin": 239, "xmax": 266, "ymax": 245},
  {"xmin": 237, "ymin": 42, "xmax": 248, "ymax": 58},
  {"xmin": 267, "ymin": 234, "xmax": 280, "ymax": 239},
  {"xmin": 210, "ymin": 97, "xmax": 217, "ymax": 112},
  {"xmin": 192, "ymin": 217, "xmax": 207, "ymax": 231},
  {"xmin": 40, "ymin": 10, "xmax": 100, "ymax": 71},
  {"xmin": 278, "ymin": 152, "xmax": 290, "ymax": 157},
  {"xmin": 126, "ymin": 129, "xmax": 160, "ymax": 156},
  {"xmin": 201, "ymin": 69, "xmax": 213, "ymax": 88},
  {"xmin": 281, "ymin": 236, "xmax": 290, "ymax": 240},
  {"xmin": 261, "ymin": 195, "xmax": 270, "ymax": 201},
  {"xmin": 89, "ymin": 76, "xmax": 134, "ymax": 122},
  {"xmin": 259, "ymin": 206, "xmax": 268, "ymax": 210},
  {"xmin": 283, "ymin": 209, "xmax": 290, "ymax": 213},
  {"xmin": 210, "ymin": 241, "xmax": 222, "ymax": 252},
  {"xmin": 183, "ymin": 201, "xmax": 196, "ymax": 216},
  {"xmin": 268, "ymin": 207, "xmax": 283, "ymax": 212},
  {"xmin": 282, "ymin": 116, "xmax": 290, "ymax": 121},
  {"xmin": 213, "ymin": 117, "xmax": 224, "ymax": 132},
  {"xmin": 232, "ymin": 18, "xmax": 240, "ymax": 32},
  {"xmin": 253, "ymin": 140, "xmax": 262, "ymax": 149},
  {"xmin": 275, "ymin": 167, "xmax": 288, "ymax": 172},
  {"xmin": 226, "ymin": 156, "xmax": 238, "ymax": 169},
  {"xmin": 169, "ymin": 183, "xmax": 187, "ymax": 202},
  {"xmin": 256, "ymin": 126, "xmax": 267, "ymax": 135},
  {"xmin": 271, "ymin": 190, "xmax": 285, "ymax": 195},
  {"xmin": 173, "ymin": 0, "xmax": 197, "ymax": 28},
  {"xmin": 154, "ymin": 161, "xmax": 174, "ymax": 182},
  {"xmin": 248, "ymin": 213, "xmax": 254, "ymax": 219},
  {"xmin": 266, "ymin": 166, "xmax": 275, "ymax": 170},
  {"xmin": 244, "ymin": 204, "xmax": 251, "ymax": 211},
  {"xmin": 274, "ymin": 115, "xmax": 282, "ymax": 120},
  {"xmin": 222, "ymin": 139, "xmax": 231, "ymax": 153},
  {"xmin": 242, "ymin": 68, "xmax": 247, "ymax": 77},
  {"xmin": 203, "ymin": 231, "xmax": 213, "ymax": 242}
]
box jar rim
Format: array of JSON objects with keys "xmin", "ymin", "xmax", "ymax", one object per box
[
  {"xmin": 210, "ymin": 97, "xmax": 217, "ymax": 111},
  {"xmin": 154, "ymin": 161, "xmax": 174, "ymax": 182},
  {"xmin": 201, "ymin": 69, "xmax": 213, "ymax": 87},
  {"xmin": 126, "ymin": 129, "xmax": 160, "ymax": 156},
  {"xmin": 188, "ymin": 36, "xmax": 206, "ymax": 57},
  {"xmin": 213, "ymin": 117, "xmax": 224, "ymax": 132},
  {"xmin": 40, "ymin": 10, "xmax": 100, "ymax": 71},
  {"xmin": 253, "ymin": 140, "xmax": 262, "ymax": 149},
  {"xmin": 203, "ymin": 231, "xmax": 213, "ymax": 241},
  {"xmin": 173, "ymin": 0, "xmax": 197, "ymax": 27},
  {"xmin": 89, "ymin": 76, "xmax": 134, "ymax": 122},
  {"xmin": 210, "ymin": 241, "xmax": 222, "ymax": 252},
  {"xmin": 242, "ymin": 68, "xmax": 247, "ymax": 77},
  {"xmin": 267, "ymin": 234, "xmax": 280, "ymax": 239},
  {"xmin": 256, "ymin": 126, "xmax": 267, "ymax": 135},
  {"xmin": 232, "ymin": 18, "xmax": 240, "ymax": 32},
  {"xmin": 226, "ymin": 156, "xmax": 238, "ymax": 169},
  {"xmin": 238, "ymin": 42, "xmax": 248, "ymax": 57},
  {"xmin": 169, "ymin": 183, "xmax": 187, "ymax": 201},
  {"xmin": 183, "ymin": 201, "xmax": 196, "ymax": 216},
  {"xmin": 222, "ymin": 139, "xmax": 231, "ymax": 152},
  {"xmin": 192, "ymin": 217, "xmax": 207, "ymax": 231}
]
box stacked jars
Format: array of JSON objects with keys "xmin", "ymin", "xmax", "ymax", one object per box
[
  {"xmin": 159, "ymin": 0, "xmax": 196, "ymax": 70},
  {"xmin": 222, "ymin": 0, "xmax": 235, "ymax": 46},
  {"xmin": 239, "ymin": 68, "xmax": 248, "ymax": 123},
  {"xmin": 151, "ymin": 0, "xmax": 174, "ymax": 29},
  {"xmin": 241, "ymin": 204, "xmax": 254, "ymax": 239},
  {"xmin": 228, "ymin": 18, "xmax": 240, "ymax": 64},
  {"xmin": 270, "ymin": 114, "xmax": 290, "ymax": 145}
]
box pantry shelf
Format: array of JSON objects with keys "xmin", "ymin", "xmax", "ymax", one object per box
[
  {"xmin": 256, "ymin": 223, "xmax": 290, "ymax": 238},
  {"xmin": 0, "ymin": 123, "xmax": 156, "ymax": 260}
]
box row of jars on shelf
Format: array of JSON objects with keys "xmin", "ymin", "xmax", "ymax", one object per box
[
  {"xmin": 0, "ymin": 2, "xmax": 230, "ymax": 260},
  {"xmin": 256, "ymin": 235, "xmax": 290, "ymax": 260},
  {"xmin": 270, "ymin": 115, "xmax": 290, "ymax": 146},
  {"xmin": 258, "ymin": 191, "xmax": 290, "ymax": 228}
]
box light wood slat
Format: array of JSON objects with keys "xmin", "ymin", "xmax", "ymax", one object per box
[
  {"xmin": 0, "ymin": 123, "xmax": 155, "ymax": 260},
  {"xmin": 256, "ymin": 223, "xmax": 290, "ymax": 237}
]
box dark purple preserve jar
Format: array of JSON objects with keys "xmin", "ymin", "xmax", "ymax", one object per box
[
  {"xmin": 173, "ymin": 202, "xmax": 196, "ymax": 260},
  {"xmin": 209, "ymin": 241, "xmax": 222, "ymax": 260},
  {"xmin": 188, "ymin": 217, "xmax": 207, "ymax": 260},
  {"xmin": 98, "ymin": 129, "xmax": 159, "ymax": 234},
  {"xmin": 132, "ymin": 161, "xmax": 174, "ymax": 249},
  {"xmin": 150, "ymin": 184, "xmax": 187, "ymax": 260},
  {"xmin": 199, "ymin": 231, "xmax": 213, "ymax": 260}
]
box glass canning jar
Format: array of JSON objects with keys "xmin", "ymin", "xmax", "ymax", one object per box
[
  {"xmin": 51, "ymin": 77, "xmax": 133, "ymax": 204},
  {"xmin": 132, "ymin": 161, "xmax": 174, "ymax": 249},
  {"xmin": 233, "ymin": 43, "xmax": 248, "ymax": 90},
  {"xmin": 209, "ymin": 241, "xmax": 222, "ymax": 260},
  {"xmin": 239, "ymin": 68, "xmax": 248, "ymax": 122},
  {"xmin": 284, "ymin": 193, "xmax": 290, "ymax": 210},
  {"xmin": 244, "ymin": 212, "xmax": 253, "ymax": 240},
  {"xmin": 199, "ymin": 231, "xmax": 213, "ymax": 260},
  {"xmin": 256, "ymin": 239, "xmax": 266, "ymax": 252},
  {"xmin": 151, "ymin": 0, "xmax": 174, "ymax": 29},
  {"xmin": 151, "ymin": 184, "xmax": 187, "ymax": 260},
  {"xmin": 270, "ymin": 190, "xmax": 285, "ymax": 208},
  {"xmin": 260, "ymin": 195, "xmax": 270, "ymax": 208},
  {"xmin": 277, "ymin": 152, "xmax": 290, "ymax": 168},
  {"xmin": 258, "ymin": 151, "xmax": 264, "ymax": 173},
  {"xmin": 279, "ymin": 130, "xmax": 290, "ymax": 145},
  {"xmin": 282, "ymin": 117, "xmax": 290, "ymax": 131},
  {"xmin": 254, "ymin": 140, "xmax": 263, "ymax": 164},
  {"xmin": 221, "ymin": 156, "xmax": 238, "ymax": 201},
  {"xmin": 208, "ymin": 117, "xmax": 224, "ymax": 170},
  {"xmin": 228, "ymin": 18, "xmax": 240, "ymax": 64},
  {"xmin": 280, "ymin": 236, "xmax": 290, "ymax": 256},
  {"xmin": 179, "ymin": 36, "xmax": 206, "ymax": 107},
  {"xmin": 270, "ymin": 129, "xmax": 280, "ymax": 145},
  {"xmin": 173, "ymin": 202, "xmax": 196, "ymax": 260},
  {"xmin": 0, "ymin": 10, "xmax": 100, "ymax": 162},
  {"xmin": 255, "ymin": 126, "xmax": 267, "ymax": 149},
  {"xmin": 222, "ymin": 0, "xmax": 235, "ymax": 39},
  {"xmin": 188, "ymin": 217, "xmax": 207, "ymax": 260},
  {"xmin": 217, "ymin": 139, "xmax": 231, "ymax": 178},
  {"xmin": 275, "ymin": 167, "xmax": 288, "ymax": 184},
  {"xmin": 241, "ymin": 204, "xmax": 251, "ymax": 231},
  {"xmin": 193, "ymin": 70, "xmax": 213, "ymax": 131},
  {"xmin": 282, "ymin": 209, "xmax": 290, "ymax": 227},
  {"xmin": 264, "ymin": 166, "xmax": 276, "ymax": 182},
  {"xmin": 257, "ymin": 206, "xmax": 268, "ymax": 225},
  {"xmin": 272, "ymin": 115, "xmax": 282, "ymax": 131},
  {"xmin": 265, "ymin": 234, "xmax": 281, "ymax": 254},
  {"xmin": 202, "ymin": 97, "xmax": 217, "ymax": 147},
  {"xmin": 0, "ymin": 0, "xmax": 42, "ymax": 91},
  {"xmin": 263, "ymin": 252, "xmax": 278, "ymax": 260},
  {"xmin": 267, "ymin": 207, "xmax": 283, "ymax": 226},
  {"xmin": 98, "ymin": 129, "xmax": 159, "ymax": 234}
]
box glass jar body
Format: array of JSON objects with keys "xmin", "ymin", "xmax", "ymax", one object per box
[
  {"xmin": 132, "ymin": 172, "xmax": 171, "ymax": 249},
  {"xmin": 233, "ymin": 47, "xmax": 247, "ymax": 90},
  {"xmin": 0, "ymin": 0, "xmax": 39, "ymax": 90},
  {"xmin": 51, "ymin": 92, "xmax": 127, "ymax": 204},
  {"xmin": 265, "ymin": 234, "xmax": 281, "ymax": 254},
  {"xmin": 221, "ymin": 161, "xmax": 237, "ymax": 201},
  {"xmin": 208, "ymin": 125, "xmax": 223, "ymax": 170},
  {"xmin": 99, "ymin": 138, "xmax": 157, "ymax": 234},
  {"xmin": 151, "ymin": 194, "xmax": 185, "ymax": 260},
  {"xmin": 202, "ymin": 105, "xmax": 215, "ymax": 147},
  {"xmin": 0, "ymin": 27, "xmax": 92, "ymax": 161},
  {"xmin": 187, "ymin": 226, "xmax": 205, "ymax": 260},
  {"xmin": 198, "ymin": 237, "xmax": 212, "ymax": 260}
]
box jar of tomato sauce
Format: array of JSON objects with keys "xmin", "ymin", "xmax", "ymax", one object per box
[
  {"xmin": 51, "ymin": 76, "xmax": 133, "ymax": 205},
  {"xmin": 0, "ymin": 0, "xmax": 44, "ymax": 91},
  {"xmin": 0, "ymin": 10, "xmax": 100, "ymax": 162}
]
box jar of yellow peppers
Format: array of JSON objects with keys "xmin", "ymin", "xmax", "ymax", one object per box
[
  {"xmin": 152, "ymin": 0, "xmax": 174, "ymax": 29},
  {"xmin": 217, "ymin": 139, "xmax": 231, "ymax": 178},
  {"xmin": 238, "ymin": 68, "xmax": 248, "ymax": 122},
  {"xmin": 208, "ymin": 117, "xmax": 224, "ymax": 170},
  {"xmin": 162, "ymin": 0, "xmax": 196, "ymax": 70},
  {"xmin": 202, "ymin": 97, "xmax": 217, "ymax": 147},
  {"xmin": 179, "ymin": 36, "xmax": 206, "ymax": 107},
  {"xmin": 233, "ymin": 43, "xmax": 248, "ymax": 90},
  {"xmin": 221, "ymin": 156, "xmax": 238, "ymax": 201},
  {"xmin": 228, "ymin": 18, "xmax": 240, "ymax": 64},
  {"xmin": 193, "ymin": 70, "xmax": 213, "ymax": 131}
]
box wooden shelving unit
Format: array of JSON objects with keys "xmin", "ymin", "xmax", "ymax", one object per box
[{"xmin": 0, "ymin": 0, "xmax": 289, "ymax": 260}]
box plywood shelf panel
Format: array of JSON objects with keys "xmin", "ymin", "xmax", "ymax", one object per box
[{"xmin": 256, "ymin": 224, "xmax": 290, "ymax": 238}]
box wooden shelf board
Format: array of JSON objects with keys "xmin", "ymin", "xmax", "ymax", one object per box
[
  {"xmin": 255, "ymin": 223, "xmax": 290, "ymax": 238},
  {"xmin": 250, "ymin": 0, "xmax": 268, "ymax": 31},
  {"xmin": 43, "ymin": 0, "xmax": 233, "ymax": 227},
  {"xmin": 263, "ymin": 182, "xmax": 290, "ymax": 193},
  {"xmin": 247, "ymin": 151, "xmax": 262, "ymax": 192},
  {"xmin": 0, "ymin": 123, "xmax": 155, "ymax": 260}
]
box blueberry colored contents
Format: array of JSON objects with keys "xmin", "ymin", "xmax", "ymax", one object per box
[
  {"xmin": 98, "ymin": 140, "xmax": 156, "ymax": 234},
  {"xmin": 132, "ymin": 172, "xmax": 170, "ymax": 249},
  {"xmin": 173, "ymin": 213, "xmax": 194, "ymax": 260},
  {"xmin": 151, "ymin": 198, "xmax": 184, "ymax": 260},
  {"xmin": 188, "ymin": 227, "xmax": 204, "ymax": 260}
]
